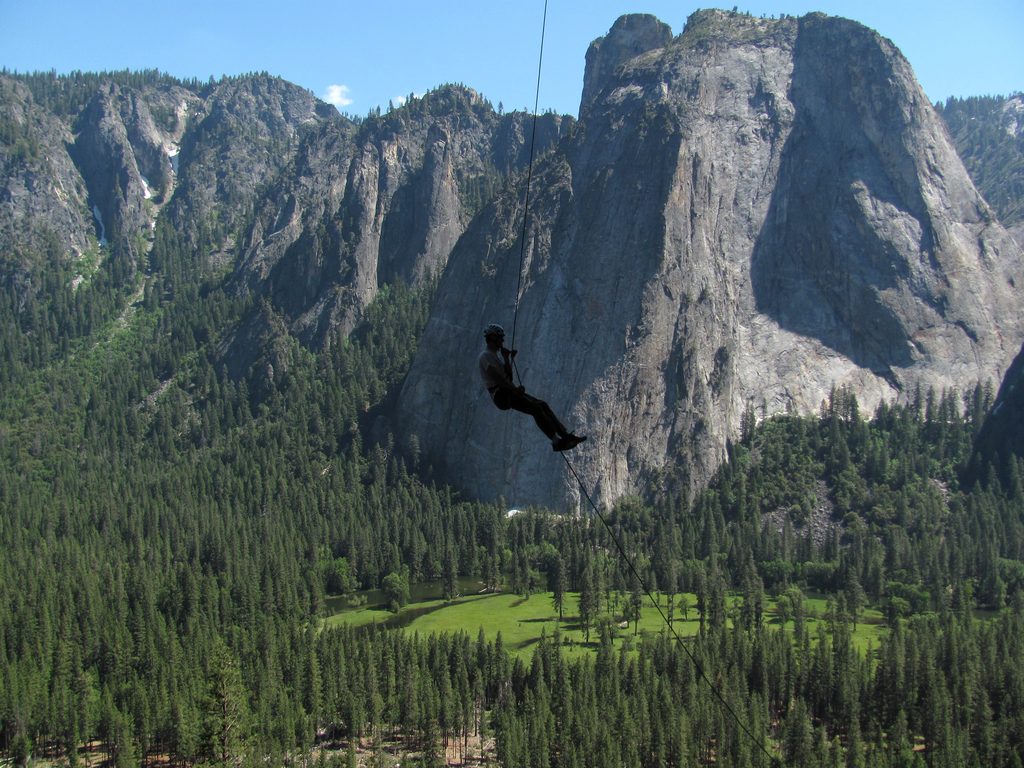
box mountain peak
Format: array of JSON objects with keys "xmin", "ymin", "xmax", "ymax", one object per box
[
  {"xmin": 580, "ymin": 13, "xmax": 673, "ymax": 118},
  {"xmin": 398, "ymin": 10, "xmax": 1024, "ymax": 509}
]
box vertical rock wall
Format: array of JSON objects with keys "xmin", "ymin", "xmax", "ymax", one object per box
[{"xmin": 398, "ymin": 11, "xmax": 1024, "ymax": 510}]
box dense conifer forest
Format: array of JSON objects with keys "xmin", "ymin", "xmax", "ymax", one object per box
[
  {"xmin": 3, "ymin": 72, "xmax": 1024, "ymax": 767},
  {"xmin": 936, "ymin": 94, "xmax": 1024, "ymax": 227}
]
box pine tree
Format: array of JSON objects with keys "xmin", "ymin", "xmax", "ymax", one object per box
[
  {"xmin": 550, "ymin": 554, "xmax": 567, "ymax": 621},
  {"xmin": 578, "ymin": 559, "xmax": 599, "ymax": 643},
  {"xmin": 383, "ymin": 570, "xmax": 411, "ymax": 613},
  {"xmin": 200, "ymin": 638, "xmax": 251, "ymax": 767},
  {"xmin": 442, "ymin": 543, "xmax": 458, "ymax": 601}
]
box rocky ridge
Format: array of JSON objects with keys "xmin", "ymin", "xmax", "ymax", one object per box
[
  {"xmin": 397, "ymin": 10, "xmax": 1024, "ymax": 509},
  {"xmin": 229, "ymin": 86, "xmax": 570, "ymax": 360},
  {"xmin": 0, "ymin": 77, "xmax": 94, "ymax": 291},
  {"xmin": 0, "ymin": 73, "xmax": 570, "ymax": 384}
]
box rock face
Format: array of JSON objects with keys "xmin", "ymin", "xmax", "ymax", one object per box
[
  {"xmin": 0, "ymin": 77, "xmax": 93, "ymax": 282},
  {"xmin": 165, "ymin": 76, "xmax": 336, "ymax": 261},
  {"xmin": 580, "ymin": 15, "xmax": 673, "ymax": 119},
  {"xmin": 3, "ymin": 21, "xmax": 1022, "ymax": 511},
  {"xmin": 973, "ymin": 341, "xmax": 1024, "ymax": 484},
  {"xmin": 397, "ymin": 10, "xmax": 1024, "ymax": 509},
  {"xmin": 71, "ymin": 82, "xmax": 198, "ymax": 270},
  {"xmin": 0, "ymin": 73, "xmax": 570, "ymax": 382},
  {"xmin": 230, "ymin": 86, "xmax": 570, "ymax": 356},
  {"xmin": 0, "ymin": 74, "xmax": 204, "ymax": 306},
  {"xmin": 1, "ymin": 74, "xmax": 198, "ymax": 288},
  {"xmin": 1000, "ymin": 95, "xmax": 1024, "ymax": 139}
]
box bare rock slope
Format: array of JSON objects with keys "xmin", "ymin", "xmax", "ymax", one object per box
[
  {"xmin": 398, "ymin": 11, "xmax": 1024, "ymax": 509},
  {"xmin": 231, "ymin": 86, "xmax": 570, "ymax": 351}
]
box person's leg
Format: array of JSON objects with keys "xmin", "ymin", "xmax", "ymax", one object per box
[{"xmin": 506, "ymin": 390, "xmax": 565, "ymax": 440}]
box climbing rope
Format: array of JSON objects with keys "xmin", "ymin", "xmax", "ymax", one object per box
[
  {"xmin": 560, "ymin": 454, "xmax": 784, "ymax": 766},
  {"xmin": 505, "ymin": 5, "xmax": 780, "ymax": 761},
  {"xmin": 508, "ymin": 0, "xmax": 549, "ymax": 387}
]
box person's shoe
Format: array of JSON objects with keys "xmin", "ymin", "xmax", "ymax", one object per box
[{"xmin": 552, "ymin": 434, "xmax": 587, "ymax": 452}]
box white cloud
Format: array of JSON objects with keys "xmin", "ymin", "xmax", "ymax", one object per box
[
  {"xmin": 322, "ymin": 84, "xmax": 353, "ymax": 108},
  {"xmin": 391, "ymin": 92, "xmax": 423, "ymax": 109}
]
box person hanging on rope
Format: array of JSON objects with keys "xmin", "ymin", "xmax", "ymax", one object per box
[{"xmin": 478, "ymin": 323, "xmax": 586, "ymax": 452}]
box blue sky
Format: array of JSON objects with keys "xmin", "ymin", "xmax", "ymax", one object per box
[{"xmin": 1, "ymin": 1, "xmax": 1020, "ymax": 117}]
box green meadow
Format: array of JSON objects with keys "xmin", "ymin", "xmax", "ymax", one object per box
[{"xmin": 323, "ymin": 585, "xmax": 889, "ymax": 658}]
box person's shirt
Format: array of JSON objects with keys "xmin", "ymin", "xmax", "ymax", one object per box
[{"xmin": 478, "ymin": 347, "xmax": 511, "ymax": 394}]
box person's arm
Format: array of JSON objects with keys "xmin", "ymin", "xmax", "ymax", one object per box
[
  {"xmin": 483, "ymin": 354, "xmax": 522, "ymax": 394},
  {"xmin": 500, "ymin": 347, "xmax": 516, "ymax": 380}
]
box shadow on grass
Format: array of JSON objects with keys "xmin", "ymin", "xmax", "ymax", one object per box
[
  {"xmin": 515, "ymin": 635, "xmax": 601, "ymax": 653},
  {"xmin": 359, "ymin": 593, "xmax": 504, "ymax": 632}
]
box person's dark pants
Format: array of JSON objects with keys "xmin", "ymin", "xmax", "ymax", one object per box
[{"xmin": 492, "ymin": 389, "xmax": 566, "ymax": 440}]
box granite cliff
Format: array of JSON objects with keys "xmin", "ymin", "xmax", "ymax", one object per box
[
  {"xmin": 0, "ymin": 77, "xmax": 93, "ymax": 275},
  {"xmin": 228, "ymin": 85, "xmax": 570, "ymax": 366},
  {"xmin": 397, "ymin": 11, "xmax": 1024, "ymax": 509},
  {"xmin": 0, "ymin": 73, "xmax": 323, "ymax": 305},
  {"xmin": 0, "ymin": 73, "xmax": 568, "ymax": 383}
]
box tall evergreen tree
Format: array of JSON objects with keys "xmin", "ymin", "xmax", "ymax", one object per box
[{"xmin": 200, "ymin": 639, "xmax": 251, "ymax": 767}]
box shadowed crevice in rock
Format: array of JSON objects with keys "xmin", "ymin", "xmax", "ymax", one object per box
[
  {"xmin": 971, "ymin": 341, "xmax": 1024, "ymax": 486},
  {"xmin": 751, "ymin": 15, "xmax": 925, "ymax": 375}
]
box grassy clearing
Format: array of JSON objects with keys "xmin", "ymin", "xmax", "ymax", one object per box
[
  {"xmin": 768, "ymin": 595, "xmax": 888, "ymax": 654},
  {"xmin": 324, "ymin": 588, "xmax": 704, "ymax": 659},
  {"xmin": 323, "ymin": 586, "xmax": 890, "ymax": 659}
]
